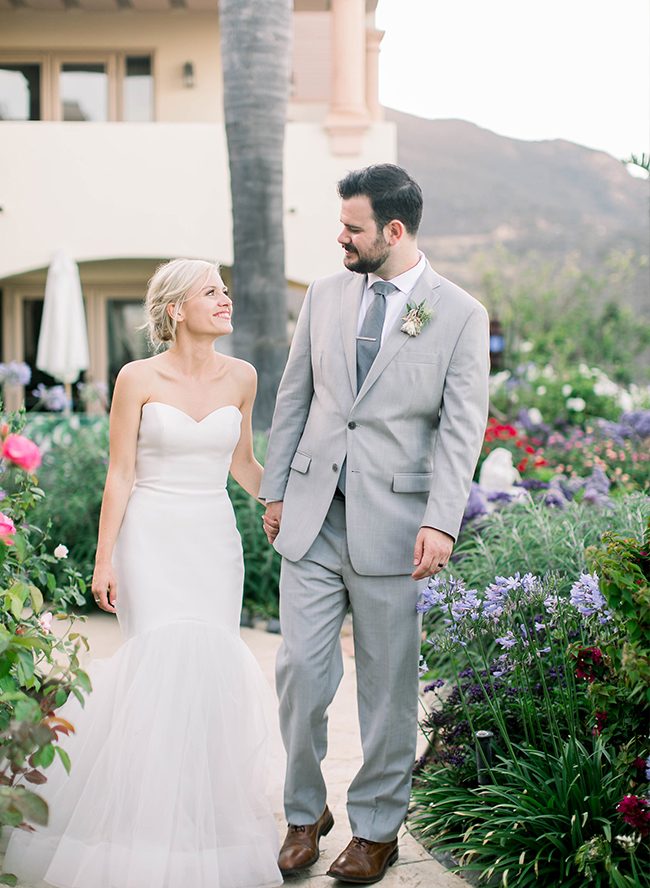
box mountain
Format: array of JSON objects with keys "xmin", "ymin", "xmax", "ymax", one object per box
[{"xmin": 385, "ymin": 109, "xmax": 650, "ymax": 314}]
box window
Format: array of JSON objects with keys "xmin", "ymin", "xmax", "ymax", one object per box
[
  {"xmin": 0, "ymin": 52, "xmax": 154, "ymax": 122},
  {"xmin": 60, "ymin": 63, "xmax": 109, "ymax": 122},
  {"xmin": 0, "ymin": 63, "xmax": 41, "ymax": 120}
]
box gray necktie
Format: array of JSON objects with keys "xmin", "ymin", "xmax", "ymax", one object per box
[
  {"xmin": 356, "ymin": 280, "xmax": 397, "ymax": 393},
  {"xmin": 338, "ymin": 280, "xmax": 397, "ymax": 497}
]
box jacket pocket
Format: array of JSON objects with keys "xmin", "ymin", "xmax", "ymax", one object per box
[
  {"xmin": 394, "ymin": 351, "xmax": 438, "ymax": 364},
  {"xmin": 290, "ymin": 451, "xmax": 312, "ymax": 474},
  {"xmin": 392, "ymin": 472, "xmax": 434, "ymax": 493}
]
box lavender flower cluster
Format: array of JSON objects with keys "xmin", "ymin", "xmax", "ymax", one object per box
[
  {"xmin": 32, "ymin": 383, "xmax": 72, "ymax": 412},
  {"xmin": 419, "ymin": 570, "xmax": 611, "ymax": 656},
  {"xmin": 0, "ymin": 361, "xmax": 32, "ymax": 387}
]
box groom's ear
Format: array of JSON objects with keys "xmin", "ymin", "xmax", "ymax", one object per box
[{"xmin": 384, "ymin": 219, "xmax": 407, "ymax": 246}]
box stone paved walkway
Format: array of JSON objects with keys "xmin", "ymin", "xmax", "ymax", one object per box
[{"xmin": 4, "ymin": 613, "xmax": 466, "ymax": 887}]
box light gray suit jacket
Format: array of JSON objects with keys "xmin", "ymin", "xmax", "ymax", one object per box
[{"xmin": 259, "ymin": 261, "xmax": 490, "ymax": 577}]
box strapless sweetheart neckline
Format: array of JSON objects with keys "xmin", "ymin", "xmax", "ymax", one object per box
[{"xmin": 143, "ymin": 401, "xmax": 242, "ymax": 424}]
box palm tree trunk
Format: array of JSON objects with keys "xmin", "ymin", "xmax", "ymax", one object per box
[{"xmin": 218, "ymin": 0, "xmax": 293, "ymax": 430}]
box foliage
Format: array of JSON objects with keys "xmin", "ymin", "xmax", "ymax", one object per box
[
  {"xmin": 449, "ymin": 493, "xmax": 650, "ymax": 596},
  {"xmin": 412, "ymin": 562, "xmax": 650, "ymax": 886},
  {"xmin": 411, "ymin": 741, "xmax": 648, "ymax": 888},
  {"xmin": 227, "ymin": 432, "xmax": 281, "ymax": 618},
  {"xmin": 480, "ymin": 249, "xmax": 650, "ymax": 386},
  {"xmin": 0, "ymin": 411, "xmax": 90, "ymax": 847},
  {"xmin": 489, "ymin": 362, "xmax": 650, "ymax": 428},
  {"xmin": 25, "ymin": 414, "xmax": 109, "ymax": 606}
]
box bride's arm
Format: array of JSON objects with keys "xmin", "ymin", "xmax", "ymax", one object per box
[
  {"xmin": 229, "ymin": 360, "xmax": 264, "ymax": 501},
  {"xmin": 92, "ymin": 363, "xmax": 147, "ymax": 613}
]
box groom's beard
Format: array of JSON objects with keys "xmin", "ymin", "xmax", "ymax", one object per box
[{"xmin": 343, "ymin": 234, "xmax": 391, "ymax": 275}]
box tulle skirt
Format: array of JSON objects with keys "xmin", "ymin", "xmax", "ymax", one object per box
[{"xmin": 3, "ymin": 620, "xmax": 283, "ymax": 888}]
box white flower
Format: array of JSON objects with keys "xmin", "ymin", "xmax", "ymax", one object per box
[
  {"xmin": 509, "ymin": 392, "xmax": 519, "ymax": 403},
  {"xmin": 536, "ymin": 385, "xmax": 547, "ymax": 396},
  {"xmin": 579, "ymin": 363, "xmax": 594, "ymax": 378},
  {"xmin": 616, "ymin": 390, "xmax": 634, "ymax": 412},
  {"xmin": 401, "ymin": 318, "xmax": 419, "ymax": 337},
  {"xmin": 37, "ymin": 612, "xmax": 53, "ymax": 634},
  {"xmin": 566, "ymin": 397, "xmax": 586, "ymax": 412},
  {"xmin": 528, "ymin": 407, "xmax": 543, "ymax": 425},
  {"xmin": 489, "ymin": 370, "xmax": 511, "ymax": 395},
  {"xmin": 54, "ymin": 544, "xmax": 68, "ymax": 559},
  {"xmin": 562, "ymin": 384, "xmax": 573, "ymax": 397},
  {"xmin": 615, "ymin": 834, "xmax": 641, "ymax": 853},
  {"xmin": 520, "ymin": 341, "xmax": 534, "ymax": 353},
  {"xmin": 525, "ymin": 363, "xmax": 540, "ymax": 382},
  {"xmin": 542, "ymin": 365, "xmax": 556, "ymax": 380}
]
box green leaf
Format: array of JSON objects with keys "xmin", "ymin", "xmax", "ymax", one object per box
[
  {"xmin": 29, "ymin": 586, "xmax": 43, "ymax": 614},
  {"xmin": 75, "ymin": 670, "xmax": 92, "ymax": 695},
  {"xmin": 0, "ymin": 873, "xmax": 19, "ymax": 886},
  {"xmin": 55, "ymin": 746, "xmax": 71, "ymax": 774},
  {"xmin": 31, "ymin": 743, "xmax": 55, "ymax": 769},
  {"xmin": 10, "ymin": 787, "xmax": 48, "ymax": 826}
]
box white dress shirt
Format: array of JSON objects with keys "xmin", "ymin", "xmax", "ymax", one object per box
[{"xmin": 357, "ymin": 252, "xmax": 427, "ymax": 346}]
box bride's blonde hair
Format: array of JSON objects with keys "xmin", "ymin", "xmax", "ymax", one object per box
[{"xmin": 144, "ymin": 258, "xmax": 220, "ymax": 348}]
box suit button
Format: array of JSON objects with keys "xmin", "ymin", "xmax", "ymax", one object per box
[
  {"xmin": 348, "ymin": 421, "xmax": 356, "ymax": 430},
  {"xmin": 332, "ymin": 463, "xmax": 339, "ymax": 472}
]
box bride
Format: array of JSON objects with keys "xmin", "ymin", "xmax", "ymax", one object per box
[{"xmin": 4, "ymin": 259, "xmax": 283, "ymax": 888}]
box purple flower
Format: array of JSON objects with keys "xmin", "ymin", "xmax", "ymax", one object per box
[
  {"xmin": 0, "ymin": 361, "xmax": 32, "ymax": 387},
  {"xmin": 495, "ymin": 630, "xmax": 517, "ymax": 649},
  {"xmin": 33, "ymin": 383, "xmax": 72, "ymax": 412},
  {"xmin": 424, "ymin": 679, "xmax": 445, "ymax": 692},
  {"xmin": 646, "ymin": 755, "xmax": 650, "ymax": 783},
  {"xmin": 570, "ymin": 572, "xmax": 612, "ymax": 622}
]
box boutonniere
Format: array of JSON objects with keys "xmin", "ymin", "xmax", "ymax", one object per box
[{"xmin": 401, "ymin": 300, "xmax": 433, "ymax": 337}]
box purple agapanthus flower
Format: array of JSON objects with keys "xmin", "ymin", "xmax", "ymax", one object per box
[
  {"xmin": 495, "ymin": 630, "xmax": 517, "ymax": 649},
  {"xmin": 0, "ymin": 360, "xmax": 32, "ymax": 386},
  {"xmin": 569, "ymin": 572, "xmax": 613, "ymax": 623},
  {"xmin": 646, "ymin": 754, "xmax": 650, "ymax": 783},
  {"xmin": 33, "ymin": 383, "xmax": 72, "ymax": 412}
]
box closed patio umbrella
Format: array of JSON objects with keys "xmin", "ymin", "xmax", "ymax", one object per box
[{"xmin": 37, "ymin": 249, "xmax": 90, "ymax": 408}]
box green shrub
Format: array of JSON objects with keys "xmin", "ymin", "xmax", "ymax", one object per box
[{"xmin": 450, "ymin": 494, "xmax": 650, "ymax": 595}]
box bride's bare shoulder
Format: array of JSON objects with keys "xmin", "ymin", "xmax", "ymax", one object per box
[{"xmin": 114, "ymin": 355, "xmax": 165, "ymax": 401}]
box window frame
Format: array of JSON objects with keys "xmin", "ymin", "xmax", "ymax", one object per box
[{"xmin": 0, "ymin": 50, "xmax": 156, "ymax": 122}]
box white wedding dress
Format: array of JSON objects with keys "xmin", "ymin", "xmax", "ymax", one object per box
[{"xmin": 4, "ymin": 402, "xmax": 283, "ymax": 888}]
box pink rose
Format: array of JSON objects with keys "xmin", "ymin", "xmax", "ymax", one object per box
[
  {"xmin": 0, "ymin": 511, "xmax": 16, "ymax": 545},
  {"xmin": 1, "ymin": 433, "xmax": 42, "ymax": 474}
]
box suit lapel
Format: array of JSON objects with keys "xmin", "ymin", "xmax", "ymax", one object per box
[
  {"xmin": 340, "ymin": 273, "xmax": 365, "ymax": 396},
  {"xmin": 356, "ymin": 262, "xmax": 442, "ymax": 401}
]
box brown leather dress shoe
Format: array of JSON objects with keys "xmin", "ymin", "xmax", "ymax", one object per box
[
  {"xmin": 326, "ymin": 836, "xmax": 398, "ymax": 884},
  {"xmin": 278, "ymin": 805, "xmax": 334, "ymax": 875}
]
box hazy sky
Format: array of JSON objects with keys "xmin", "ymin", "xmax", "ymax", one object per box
[{"xmin": 375, "ymin": 0, "xmax": 649, "ymax": 166}]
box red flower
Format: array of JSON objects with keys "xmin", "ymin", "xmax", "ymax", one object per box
[
  {"xmin": 617, "ymin": 795, "xmax": 650, "ymax": 836},
  {"xmin": 517, "ymin": 459, "xmax": 528, "ymax": 473},
  {"xmin": 594, "ymin": 711, "xmax": 608, "ymax": 734},
  {"xmin": 525, "ymin": 445, "xmax": 535, "ymax": 454}
]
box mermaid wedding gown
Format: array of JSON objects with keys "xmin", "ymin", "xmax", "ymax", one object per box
[{"xmin": 4, "ymin": 402, "xmax": 283, "ymax": 888}]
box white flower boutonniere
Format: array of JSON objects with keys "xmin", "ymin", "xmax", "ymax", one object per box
[{"xmin": 401, "ymin": 300, "xmax": 433, "ymax": 337}]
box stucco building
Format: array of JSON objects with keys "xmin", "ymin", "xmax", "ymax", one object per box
[{"xmin": 0, "ymin": 0, "xmax": 396, "ymax": 410}]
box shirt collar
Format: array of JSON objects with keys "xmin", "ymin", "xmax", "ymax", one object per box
[{"xmin": 367, "ymin": 251, "xmax": 426, "ymax": 296}]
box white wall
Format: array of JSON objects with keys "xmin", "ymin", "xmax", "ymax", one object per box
[
  {"xmin": 0, "ymin": 120, "xmax": 396, "ymax": 286},
  {"xmin": 0, "ymin": 122, "xmax": 233, "ymax": 275}
]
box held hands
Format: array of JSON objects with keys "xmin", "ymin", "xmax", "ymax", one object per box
[
  {"xmin": 412, "ymin": 526, "xmax": 454, "ymax": 580},
  {"xmin": 262, "ymin": 501, "xmax": 282, "ymax": 544},
  {"xmin": 92, "ymin": 563, "xmax": 118, "ymax": 613}
]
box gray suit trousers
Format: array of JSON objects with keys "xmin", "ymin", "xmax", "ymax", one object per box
[{"xmin": 276, "ymin": 495, "xmax": 423, "ymax": 842}]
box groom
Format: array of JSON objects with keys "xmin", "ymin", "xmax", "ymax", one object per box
[{"xmin": 260, "ymin": 164, "xmax": 489, "ymax": 883}]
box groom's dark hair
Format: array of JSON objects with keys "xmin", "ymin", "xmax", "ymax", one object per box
[{"xmin": 337, "ymin": 164, "xmax": 423, "ymax": 237}]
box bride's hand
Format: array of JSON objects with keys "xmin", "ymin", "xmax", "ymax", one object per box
[
  {"xmin": 92, "ymin": 563, "xmax": 118, "ymax": 613},
  {"xmin": 262, "ymin": 501, "xmax": 282, "ymax": 544}
]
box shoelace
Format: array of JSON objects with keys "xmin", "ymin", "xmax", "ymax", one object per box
[
  {"xmin": 289, "ymin": 824, "xmax": 306, "ymax": 834},
  {"xmin": 352, "ymin": 837, "xmax": 376, "ymax": 848}
]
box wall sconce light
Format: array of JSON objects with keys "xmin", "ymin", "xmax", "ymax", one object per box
[{"xmin": 182, "ymin": 62, "xmax": 195, "ymax": 89}]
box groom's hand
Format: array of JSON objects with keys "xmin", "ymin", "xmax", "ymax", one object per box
[
  {"xmin": 412, "ymin": 526, "xmax": 454, "ymax": 580},
  {"xmin": 263, "ymin": 501, "xmax": 283, "ymax": 544}
]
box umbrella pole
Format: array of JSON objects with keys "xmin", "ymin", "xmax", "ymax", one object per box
[{"xmin": 64, "ymin": 382, "xmax": 72, "ymax": 415}]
